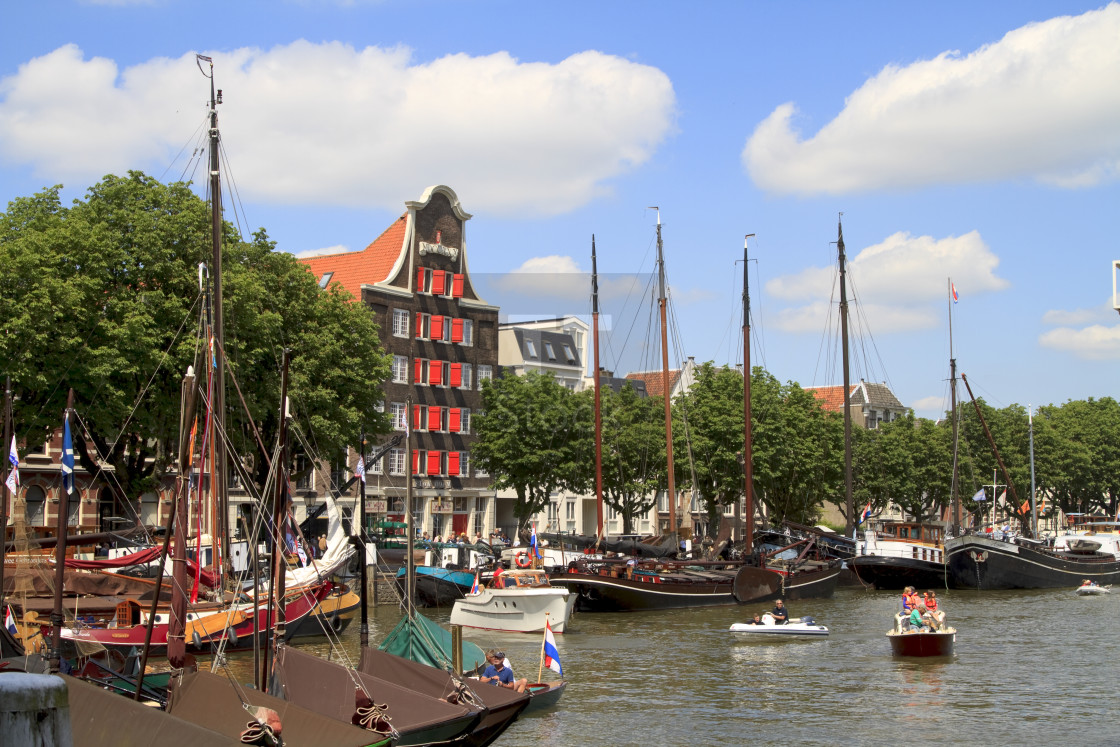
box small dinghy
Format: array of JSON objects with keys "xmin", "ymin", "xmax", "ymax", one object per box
[
  {"xmin": 1075, "ymin": 582, "xmax": 1111, "ymax": 596},
  {"xmin": 729, "ymin": 614, "xmax": 829, "ymax": 636}
]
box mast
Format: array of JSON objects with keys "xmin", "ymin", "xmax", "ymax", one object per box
[
  {"xmin": 358, "ymin": 431, "xmax": 369, "ymax": 649},
  {"xmin": 262, "ymin": 349, "xmax": 291, "ymax": 687},
  {"xmin": 199, "ymin": 54, "xmax": 229, "ymax": 569},
  {"xmin": 948, "ymin": 279, "xmax": 961, "ymax": 535},
  {"xmin": 592, "ymin": 236, "xmax": 604, "ymax": 541},
  {"xmin": 653, "ymin": 209, "xmax": 678, "ymax": 546},
  {"xmin": 1028, "ymin": 406, "xmax": 1037, "ymax": 537},
  {"xmin": 405, "ymin": 395, "xmax": 415, "ymax": 613},
  {"xmin": 961, "ymin": 373, "xmax": 1026, "ymax": 535},
  {"xmin": 742, "ymin": 235, "xmax": 755, "ymax": 550},
  {"xmin": 49, "ymin": 390, "xmax": 75, "ymax": 673},
  {"xmin": 0, "ymin": 377, "xmax": 11, "ymax": 613},
  {"xmin": 837, "ymin": 218, "xmax": 855, "ymax": 535}
]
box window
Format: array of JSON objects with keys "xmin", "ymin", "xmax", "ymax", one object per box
[
  {"xmin": 563, "ymin": 344, "xmax": 577, "ymax": 363},
  {"xmin": 431, "ymin": 270, "xmax": 447, "ymax": 296},
  {"xmin": 388, "ymin": 449, "xmax": 406, "ymax": 476},
  {"xmin": 525, "ymin": 339, "xmax": 537, "ymax": 358},
  {"xmin": 428, "ymin": 406, "xmax": 444, "ymax": 432},
  {"xmin": 451, "ymin": 273, "xmax": 465, "ymax": 298},
  {"xmin": 461, "ymin": 319, "xmax": 473, "ymax": 346},
  {"xmin": 460, "ymin": 363, "xmax": 472, "ymax": 389},
  {"xmin": 565, "ymin": 500, "xmax": 575, "ymax": 521},
  {"xmin": 414, "ymin": 358, "xmax": 429, "ymax": 385},
  {"xmin": 370, "ymin": 452, "xmax": 383, "ymax": 475},
  {"xmin": 24, "ymin": 486, "xmax": 45, "ymax": 525},
  {"xmin": 416, "ymin": 267, "xmax": 430, "ymax": 293},
  {"xmin": 426, "ymin": 450, "xmax": 443, "ymax": 476},
  {"xmin": 544, "ymin": 342, "xmax": 556, "ymax": 360},
  {"xmin": 390, "ymin": 402, "xmax": 407, "ymax": 431},
  {"xmin": 459, "ymin": 452, "xmax": 470, "ymax": 477},
  {"xmin": 392, "ymin": 309, "xmax": 409, "ymax": 337},
  {"xmin": 460, "ymin": 408, "xmax": 471, "ymax": 434},
  {"xmin": 478, "ymin": 365, "xmax": 492, "ymax": 386},
  {"xmin": 448, "ymin": 451, "xmax": 461, "ymax": 476},
  {"xmin": 318, "ymin": 272, "xmax": 333, "ymax": 289},
  {"xmin": 392, "ymin": 355, "xmax": 408, "ymax": 383},
  {"xmin": 474, "ymin": 462, "xmax": 488, "ymax": 478},
  {"xmin": 429, "ymin": 360, "xmax": 447, "ymax": 387}
]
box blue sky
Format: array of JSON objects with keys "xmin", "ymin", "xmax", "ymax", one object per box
[{"xmin": 2, "ymin": 1, "xmax": 1118, "ymax": 419}]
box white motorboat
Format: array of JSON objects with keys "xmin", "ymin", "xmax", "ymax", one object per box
[
  {"xmin": 450, "ymin": 569, "xmax": 577, "ymax": 633},
  {"xmin": 729, "ymin": 614, "xmax": 829, "ymax": 636},
  {"xmin": 1075, "ymin": 583, "xmax": 1111, "ymax": 596}
]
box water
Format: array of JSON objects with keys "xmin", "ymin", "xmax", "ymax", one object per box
[{"xmin": 226, "ymin": 586, "xmax": 1120, "ymax": 746}]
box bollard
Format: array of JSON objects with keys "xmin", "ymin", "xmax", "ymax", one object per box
[{"xmin": 0, "ymin": 673, "xmax": 74, "ymax": 747}]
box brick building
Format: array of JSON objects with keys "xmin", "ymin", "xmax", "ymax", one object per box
[{"xmin": 300, "ymin": 185, "xmax": 499, "ymax": 539}]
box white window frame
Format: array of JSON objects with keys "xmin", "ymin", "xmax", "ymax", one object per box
[
  {"xmin": 525, "ymin": 339, "xmax": 537, "ymax": 358},
  {"xmin": 392, "ymin": 308, "xmax": 409, "ymax": 338},
  {"xmin": 390, "ymin": 402, "xmax": 407, "ymax": 431},
  {"xmin": 392, "ymin": 355, "xmax": 408, "ymax": 383},
  {"xmin": 478, "ymin": 365, "xmax": 493, "ymax": 386},
  {"xmin": 460, "ymin": 363, "xmax": 473, "ymax": 390},
  {"xmin": 461, "ymin": 319, "xmax": 474, "ymax": 347}
]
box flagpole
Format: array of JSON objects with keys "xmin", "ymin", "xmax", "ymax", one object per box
[
  {"xmin": 0, "ymin": 376, "xmax": 12, "ymax": 616},
  {"xmin": 537, "ymin": 613, "xmax": 549, "ymax": 684},
  {"xmin": 49, "ymin": 390, "xmax": 75, "ymax": 673}
]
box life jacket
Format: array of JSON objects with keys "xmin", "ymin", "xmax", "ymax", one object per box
[{"xmin": 924, "ymin": 596, "xmax": 938, "ymax": 611}]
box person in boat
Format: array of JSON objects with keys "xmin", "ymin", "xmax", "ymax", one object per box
[
  {"xmin": 480, "ymin": 650, "xmax": 527, "ymax": 693},
  {"xmin": 901, "ymin": 586, "xmax": 920, "ymax": 613},
  {"xmin": 1080, "ymin": 579, "xmax": 1097, "ymax": 588},
  {"xmin": 908, "ymin": 604, "xmax": 929, "ymax": 633},
  {"xmin": 771, "ymin": 599, "xmax": 789, "ymax": 624},
  {"xmin": 747, "ymin": 614, "xmax": 764, "ymax": 625},
  {"xmin": 922, "ymin": 591, "xmax": 945, "ymax": 626}
]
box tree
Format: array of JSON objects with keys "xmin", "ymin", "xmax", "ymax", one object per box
[
  {"xmin": 853, "ymin": 413, "xmax": 952, "ymax": 523},
  {"xmin": 0, "ymin": 173, "xmax": 389, "ymax": 510},
  {"xmin": 472, "ymin": 372, "xmax": 582, "ymax": 533},
  {"xmin": 672, "ymin": 362, "xmax": 745, "ymax": 538},
  {"xmin": 598, "ymin": 382, "xmax": 663, "ymax": 535}
]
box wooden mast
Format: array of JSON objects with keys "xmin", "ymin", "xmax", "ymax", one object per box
[
  {"xmin": 262, "ymin": 349, "xmax": 290, "ymax": 687},
  {"xmin": 742, "ymin": 235, "xmax": 755, "ymax": 550},
  {"xmin": 199, "ymin": 54, "xmax": 229, "ymax": 569},
  {"xmin": 653, "ymin": 209, "xmax": 678, "ymax": 547},
  {"xmin": 358, "ymin": 430, "xmax": 369, "ymax": 649},
  {"xmin": 948, "ymin": 278, "xmax": 961, "ymax": 535},
  {"xmin": 592, "ymin": 236, "xmax": 604, "ymax": 542},
  {"xmin": 837, "ymin": 218, "xmax": 855, "ymax": 536},
  {"xmin": 0, "ymin": 377, "xmax": 12, "ymax": 613},
  {"xmin": 49, "ymin": 390, "xmax": 75, "ymax": 673}
]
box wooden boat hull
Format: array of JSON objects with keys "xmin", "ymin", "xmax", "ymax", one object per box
[
  {"xmin": 945, "ymin": 534, "xmax": 1120, "ymax": 590},
  {"xmin": 887, "ymin": 629, "xmax": 956, "ymax": 657},
  {"xmin": 524, "ymin": 680, "xmax": 566, "ymax": 711},
  {"xmin": 849, "ymin": 554, "xmax": 949, "ymax": 590},
  {"xmin": 551, "ymin": 568, "xmax": 738, "ymax": 611},
  {"xmin": 772, "ymin": 563, "xmax": 842, "ymax": 600},
  {"xmin": 287, "ymin": 587, "xmax": 360, "ymax": 638}
]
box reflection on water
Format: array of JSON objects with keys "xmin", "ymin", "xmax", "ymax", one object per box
[{"xmin": 218, "ymin": 586, "xmax": 1120, "ymax": 746}]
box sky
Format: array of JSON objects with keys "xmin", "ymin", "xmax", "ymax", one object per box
[{"xmin": 2, "ymin": 1, "xmax": 1118, "ymax": 420}]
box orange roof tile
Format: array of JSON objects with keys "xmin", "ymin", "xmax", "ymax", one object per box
[
  {"xmin": 300, "ymin": 214, "xmax": 408, "ymax": 300},
  {"xmin": 625, "ymin": 369, "xmax": 680, "ymax": 399},
  {"xmin": 804, "ymin": 384, "xmax": 858, "ymax": 413}
]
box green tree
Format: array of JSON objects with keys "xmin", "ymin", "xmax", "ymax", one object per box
[
  {"xmin": 473, "ymin": 372, "xmax": 582, "ymax": 533},
  {"xmin": 598, "ymin": 382, "xmax": 664, "ymax": 534},
  {"xmin": 0, "ymin": 173, "xmax": 389, "ymax": 508},
  {"xmin": 853, "ymin": 413, "xmax": 952, "ymax": 523}
]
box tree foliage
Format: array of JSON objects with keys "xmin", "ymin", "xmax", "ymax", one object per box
[
  {"xmin": 0, "ymin": 173, "xmax": 389, "ymax": 507},
  {"xmin": 597, "ymin": 382, "xmax": 663, "ymax": 534}
]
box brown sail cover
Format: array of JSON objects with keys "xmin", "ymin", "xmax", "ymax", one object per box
[
  {"xmin": 167, "ymin": 669, "xmax": 383, "ymax": 747},
  {"xmin": 359, "ymin": 646, "xmax": 529, "ymax": 747},
  {"xmin": 271, "ymin": 645, "xmax": 481, "ymax": 744}
]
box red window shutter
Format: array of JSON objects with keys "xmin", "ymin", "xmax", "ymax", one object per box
[
  {"xmin": 427, "ymin": 450, "xmax": 442, "ymax": 476},
  {"xmin": 451, "ymin": 318, "xmax": 464, "ymax": 343},
  {"xmin": 447, "ymin": 451, "xmax": 461, "ymax": 476},
  {"xmin": 430, "ymin": 315, "xmax": 444, "ymax": 340},
  {"xmin": 429, "ymin": 361, "xmax": 443, "ymax": 386},
  {"xmin": 452, "ymin": 274, "xmax": 464, "ymax": 298},
  {"xmin": 412, "ymin": 449, "xmax": 421, "ymax": 475},
  {"xmin": 431, "ymin": 270, "xmax": 446, "ymax": 295},
  {"xmin": 413, "ymin": 405, "xmax": 423, "ymax": 431},
  {"xmin": 415, "ymin": 312, "xmax": 423, "ymax": 339},
  {"xmin": 449, "ymin": 408, "xmax": 461, "ymax": 433},
  {"xmin": 416, "ymin": 267, "xmax": 427, "ymax": 293},
  {"xmin": 413, "ymin": 357, "xmax": 424, "ymax": 384},
  {"xmin": 449, "ymin": 362, "xmax": 462, "ymax": 388},
  {"xmin": 428, "ymin": 406, "xmax": 442, "ymax": 431}
]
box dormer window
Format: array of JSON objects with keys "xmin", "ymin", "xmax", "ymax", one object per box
[
  {"xmin": 525, "ymin": 339, "xmax": 537, "ymax": 358},
  {"xmin": 318, "ymin": 272, "xmax": 334, "ymax": 289},
  {"xmin": 563, "ymin": 344, "xmax": 576, "ymax": 363},
  {"xmin": 544, "ymin": 342, "xmax": 556, "ymax": 360}
]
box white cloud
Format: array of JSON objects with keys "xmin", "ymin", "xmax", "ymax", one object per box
[
  {"xmin": 294, "ymin": 244, "xmax": 350, "ymax": 258},
  {"xmin": 911, "ymin": 395, "xmax": 947, "ymax": 416},
  {"xmin": 743, "ymin": 4, "xmax": 1120, "ymax": 194},
  {"xmin": 0, "ymin": 43, "xmax": 676, "ymax": 216},
  {"xmin": 1039, "ymin": 324, "xmax": 1120, "ymax": 360},
  {"xmin": 766, "ymin": 230, "xmax": 1008, "ymax": 333},
  {"xmin": 490, "ymin": 255, "xmax": 651, "ymax": 304},
  {"xmin": 1041, "ymin": 302, "xmax": 1115, "ymax": 326}
]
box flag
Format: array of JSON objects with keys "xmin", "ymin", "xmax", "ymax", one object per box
[
  {"xmin": 4, "ymin": 604, "xmax": 16, "ymax": 636},
  {"xmin": 858, "ymin": 502, "xmax": 872, "ymax": 524},
  {"xmin": 1020, "ymin": 500, "xmax": 1030, "ymax": 515},
  {"xmin": 542, "ymin": 620, "xmax": 562, "ymax": 676},
  {"xmin": 951, "ymin": 282, "xmax": 959, "ymax": 304},
  {"xmin": 61, "ymin": 415, "xmax": 75, "ymax": 496},
  {"xmin": 530, "ymin": 526, "xmax": 541, "ymax": 560},
  {"xmin": 470, "ymin": 570, "xmax": 480, "ymax": 595},
  {"xmin": 972, "ymin": 488, "xmax": 986, "ymax": 502},
  {"xmin": 4, "ymin": 435, "xmax": 18, "ymax": 493},
  {"xmin": 356, "ymin": 456, "xmax": 366, "ymax": 484}
]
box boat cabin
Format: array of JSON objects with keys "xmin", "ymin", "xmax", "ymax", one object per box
[
  {"xmin": 877, "ymin": 523, "xmax": 943, "ymax": 545},
  {"xmin": 492, "ymin": 569, "xmax": 550, "ymax": 589}
]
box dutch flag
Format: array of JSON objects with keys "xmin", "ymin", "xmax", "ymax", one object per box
[
  {"xmin": 530, "ymin": 526, "xmax": 542, "ymax": 560},
  {"xmin": 470, "ymin": 570, "xmax": 480, "ymax": 595},
  {"xmin": 859, "ymin": 502, "xmax": 872, "ymax": 524},
  {"xmin": 4, "ymin": 605, "xmax": 16, "ymax": 637},
  {"xmin": 542, "ymin": 620, "xmax": 562, "ymax": 676}
]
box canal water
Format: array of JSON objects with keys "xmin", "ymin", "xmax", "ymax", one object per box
[{"xmin": 230, "ymin": 586, "xmax": 1120, "ymax": 746}]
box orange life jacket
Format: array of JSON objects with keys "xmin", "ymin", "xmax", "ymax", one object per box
[{"xmin": 924, "ymin": 596, "xmax": 937, "ymax": 611}]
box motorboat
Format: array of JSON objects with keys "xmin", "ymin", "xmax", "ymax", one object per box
[
  {"xmin": 886, "ymin": 613, "xmax": 956, "ymax": 657},
  {"xmin": 729, "ymin": 614, "xmax": 829, "ymax": 636},
  {"xmin": 1075, "ymin": 582, "xmax": 1111, "ymax": 596},
  {"xmin": 450, "ymin": 569, "xmax": 576, "ymax": 633}
]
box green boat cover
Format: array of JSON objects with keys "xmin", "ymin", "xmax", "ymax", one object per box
[{"xmin": 378, "ymin": 611, "xmax": 488, "ymax": 673}]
